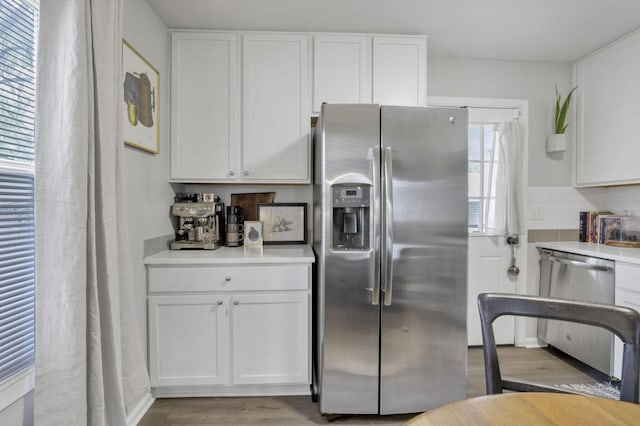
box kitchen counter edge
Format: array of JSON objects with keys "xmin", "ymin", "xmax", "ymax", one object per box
[
  {"xmin": 535, "ymin": 241, "xmax": 640, "ymax": 265},
  {"xmin": 144, "ymin": 245, "xmax": 315, "ymax": 265}
]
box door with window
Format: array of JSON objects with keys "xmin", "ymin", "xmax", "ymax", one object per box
[
  {"xmin": 431, "ymin": 97, "xmax": 527, "ymax": 346},
  {"xmin": 468, "ymin": 121, "xmax": 515, "ymax": 345}
]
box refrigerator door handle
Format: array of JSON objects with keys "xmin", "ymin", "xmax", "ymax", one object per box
[
  {"xmin": 370, "ymin": 146, "xmax": 381, "ymax": 305},
  {"xmin": 383, "ymin": 146, "xmax": 394, "ymax": 306}
]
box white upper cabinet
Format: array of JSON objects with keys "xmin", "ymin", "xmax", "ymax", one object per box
[
  {"xmin": 170, "ymin": 32, "xmax": 239, "ymax": 181},
  {"xmin": 170, "ymin": 31, "xmax": 426, "ymax": 183},
  {"xmin": 575, "ymin": 30, "xmax": 640, "ymax": 186},
  {"xmin": 242, "ymin": 34, "xmax": 311, "ymax": 183},
  {"xmin": 170, "ymin": 31, "xmax": 310, "ymax": 183},
  {"xmin": 312, "ymin": 34, "xmax": 427, "ymax": 113},
  {"xmin": 372, "ymin": 36, "xmax": 427, "ymax": 107},
  {"xmin": 313, "ymin": 35, "xmax": 371, "ymax": 112}
]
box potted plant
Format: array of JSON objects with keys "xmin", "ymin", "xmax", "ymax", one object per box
[{"xmin": 547, "ymin": 85, "xmax": 577, "ymax": 153}]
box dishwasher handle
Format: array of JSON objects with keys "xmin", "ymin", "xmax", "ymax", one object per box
[{"xmin": 547, "ymin": 255, "xmax": 613, "ymax": 272}]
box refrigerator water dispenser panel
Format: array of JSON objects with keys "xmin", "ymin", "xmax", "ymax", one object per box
[{"xmin": 331, "ymin": 184, "xmax": 370, "ymax": 250}]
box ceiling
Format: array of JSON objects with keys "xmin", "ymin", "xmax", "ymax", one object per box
[{"xmin": 146, "ymin": 0, "xmax": 640, "ymax": 62}]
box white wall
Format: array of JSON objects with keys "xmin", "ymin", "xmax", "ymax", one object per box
[
  {"xmin": 123, "ymin": 0, "xmax": 175, "ymax": 358},
  {"xmin": 428, "ymin": 56, "xmax": 574, "ymax": 187}
]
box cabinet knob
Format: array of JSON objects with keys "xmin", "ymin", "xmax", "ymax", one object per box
[
  {"xmin": 233, "ymin": 299, "xmax": 240, "ymax": 305},
  {"xmin": 225, "ymin": 276, "xmax": 232, "ymax": 282},
  {"xmin": 228, "ymin": 170, "xmax": 235, "ymax": 176},
  {"xmin": 217, "ymin": 299, "xmax": 223, "ymax": 306},
  {"xmin": 243, "ymin": 171, "xmax": 249, "ymax": 176}
]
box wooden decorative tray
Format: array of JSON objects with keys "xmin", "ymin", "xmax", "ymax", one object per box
[{"xmin": 604, "ymin": 241, "xmax": 640, "ymax": 248}]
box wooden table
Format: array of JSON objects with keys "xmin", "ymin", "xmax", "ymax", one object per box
[{"xmin": 406, "ymin": 393, "xmax": 640, "ymax": 425}]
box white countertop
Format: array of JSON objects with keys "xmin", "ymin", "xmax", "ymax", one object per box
[
  {"xmin": 144, "ymin": 245, "xmax": 315, "ymax": 265},
  {"xmin": 535, "ymin": 241, "xmax": 640, "ymax": 265}
]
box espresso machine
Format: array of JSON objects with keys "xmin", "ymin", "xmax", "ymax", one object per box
[{"xmin": 171, "ymin": 193, "xmax": 225, "ymax": 250}]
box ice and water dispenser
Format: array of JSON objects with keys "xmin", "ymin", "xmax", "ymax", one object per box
[{"xmin": 331, "ymin": 184, "xmax": 370, "ymax": 250}]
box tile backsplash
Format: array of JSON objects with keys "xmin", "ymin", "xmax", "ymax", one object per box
[
  {"xmin": 527, "ymin": 185, "xmax": 640, "ymax": 231},
  {"xmin": 528, "ymin": 229, "xmax": 579, "ymax": 243}
]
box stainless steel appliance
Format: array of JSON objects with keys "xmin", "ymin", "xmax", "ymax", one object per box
[
  {"xmin": 312, "ymin": 104, "xmax": 468, "ymax": 415},
  {"xmin": 538, "ymin": 249, "xmax": 615, "ymax": 375},
  {"xmin": 171, "ymin": 197, "xmax": 225, "ymax": 250}
]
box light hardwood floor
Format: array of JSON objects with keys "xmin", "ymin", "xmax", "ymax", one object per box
[{"xmin": 139, "ymin": 347, "xmax": 606, "ymax": 425}]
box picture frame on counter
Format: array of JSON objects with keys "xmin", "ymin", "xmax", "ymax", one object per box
[
  {"xmin": 122, "ymin": 39, "xmax": 160, "ymax": 154},
  {"xmin": 257, "ymin": 203, "xmax": 307, "ymax": 245},
  {"xmin": 244, "ymin": 221, "xmax": 264, "ymax": 249}
]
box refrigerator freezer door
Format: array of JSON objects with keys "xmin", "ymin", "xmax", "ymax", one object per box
[
  {"xmin": 315, "ymin": 104, "xmax": 381, "ymax": 414},
  {"xmin": 379, "ymin": 106, "xmax": 468, "ymax": 414}
]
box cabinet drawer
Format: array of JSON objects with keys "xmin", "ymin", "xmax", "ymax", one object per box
[
  {"xmin": 148, "ymin": 264, "xmax": 310, "ymax": 293},
  {"xmin": 615, "ymin": 262, "xmax": 640, "ymax": 292}
]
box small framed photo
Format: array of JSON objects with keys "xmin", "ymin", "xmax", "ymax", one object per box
[
  {"xmin": 257, "ymin": 203, "xmax": 307, "ymax": 245},
  {"xmin": 244, "ymin": 221, "xmax": 264, "ymax": 248}
]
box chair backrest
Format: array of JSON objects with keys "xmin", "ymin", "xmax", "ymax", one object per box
[{"xmin": 477, "ymin": 292, "xmax": 640, "ymax": 403}]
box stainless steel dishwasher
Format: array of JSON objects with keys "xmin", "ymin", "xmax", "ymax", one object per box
[{"xmin": 538, "ymin": 249, "xmax": 615, "ymax": 376}]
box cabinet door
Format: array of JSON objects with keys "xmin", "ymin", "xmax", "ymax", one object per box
[
  {"xmin": 613, "ymin": 262, "xmax": 640, "ymax": 378},
  {"xmin": 148, "ymin": 295, "xmax": 228, "ymax": 386},
  {"xmin": 313, "ymin": 35, "xmax": 371, "ymax": 113},
  {"xmin": 613, "ymin": 287, "xmax": 640, "ymax": 379},
  {"xmin": 372, "ymin": 36, "xmax": 427, "ymax": 106},
  {"xmin": 242, "ymin": 34, "xmax": 310, "ymax": 183},
  {"xmin": 576, "ymin": 31, "xmax": 640, "ymax": 186},
  {"xmin": 231, "ymin": 292, "xmax": 309, "ymax": 385},
  {"xmin": 171, "ymin": 32, "xmax": 239, "ymax": 181}
]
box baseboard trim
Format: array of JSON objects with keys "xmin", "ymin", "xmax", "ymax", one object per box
[
  {"xmin": 519, "ymin": 336, "xmax": 545, "ymax": 348},
  {"xmin": 127, "ymin": 391, "xmax": 155, "ymax": 426},
  {"xmin": 152, "ymin": 383, "xmax": 311, "ymax": 398}
]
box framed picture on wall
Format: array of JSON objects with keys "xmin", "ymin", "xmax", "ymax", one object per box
[
  {"xmin": 257, "ymin": 203, "xmax": 307, "ymax": 245},
  {"xmin": 122, "ymin": 39, "xmax": 159, "ymax": 154}
]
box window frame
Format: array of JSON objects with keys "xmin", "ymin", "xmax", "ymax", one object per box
[
  {"xmin": 468, "ymin": 123, "xmax": 500, "ymax": 232},
  {"xmin": 0, "ymin": 0, "xmax": 38, "ymax": 411}
]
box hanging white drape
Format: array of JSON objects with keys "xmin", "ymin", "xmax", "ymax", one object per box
[
  {"xmin": 35, "ymin": 0, "xmax": 150, "ymax": 424},
  {"xmin": 482, "ymin": 122, "xmax": 523, "ymax": 236},
  {"xmin": 482, "ymin": 126, "xmax": 506, "ymax": 234},
  {"xmin": 497, "ymin": 122, "xmax": 524, "ymax": 237}
]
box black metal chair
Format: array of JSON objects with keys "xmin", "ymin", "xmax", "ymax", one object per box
[{"xmin": 477, "ymin": 292, "xmax": 640, "ymax": 403}]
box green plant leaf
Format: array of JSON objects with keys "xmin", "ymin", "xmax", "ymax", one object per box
[
  {"xmin": 555, "ymin": 86, "xmax": 562, "ymax": 132},
  {"xmin": 555, "ymin": 86, "xmax": 577, "ymax": 134}
]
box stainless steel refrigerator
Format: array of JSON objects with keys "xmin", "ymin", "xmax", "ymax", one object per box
[{"xmin": 312, "ymin": 104, "xmax": 468, "ymax": 415}]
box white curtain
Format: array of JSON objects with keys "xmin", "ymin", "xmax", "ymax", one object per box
[
  {"xmin": 35, "ymin": 0, "xmax": 150, "ymax": 424},
  {"xmin": 482, "ymin": 122, "xmax": 524, "ymax": 236},
  {"xmin": 497, "ymin": 122, "xmax": 524, "ymax": 237}
]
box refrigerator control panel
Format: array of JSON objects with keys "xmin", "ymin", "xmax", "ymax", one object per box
[{"xmin": 332, "ymin": 185, "xmax": 369, "ymax": 208}]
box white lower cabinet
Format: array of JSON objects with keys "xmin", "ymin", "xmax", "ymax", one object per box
[
  {"xmin": 613, "ymin": 262, "xmax": 640, "ymax": 379},
  {"xmin": 147, "ymin": 262, "xmax": 311, "ymax": 397},
  {"xmin": 231, "ymin": 292, "xmax": 308, "ymax": 385},
  {"xmin": 149, "ymin": 294, "xmax": 228, "ymax": 387}
]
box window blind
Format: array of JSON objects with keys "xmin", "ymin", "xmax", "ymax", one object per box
[
  {"xmin": 0, "ymin": 173, "xmax": 34, "ymax": 382},
  {"xmin": 0, "ymin": 0, "xmax": 37, "ymax": 385}
]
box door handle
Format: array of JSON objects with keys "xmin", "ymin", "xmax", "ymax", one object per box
[
  {"xmin": 370, "ymin": 146, "xmax": 381, "ymax": 306},
  {"xmin": 383, "ymin": 146, "xmax": 394, "ymax": 306},
  {"xmin": 547, "ymin": 255, "xmax": 613, "ymax": 272}
]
